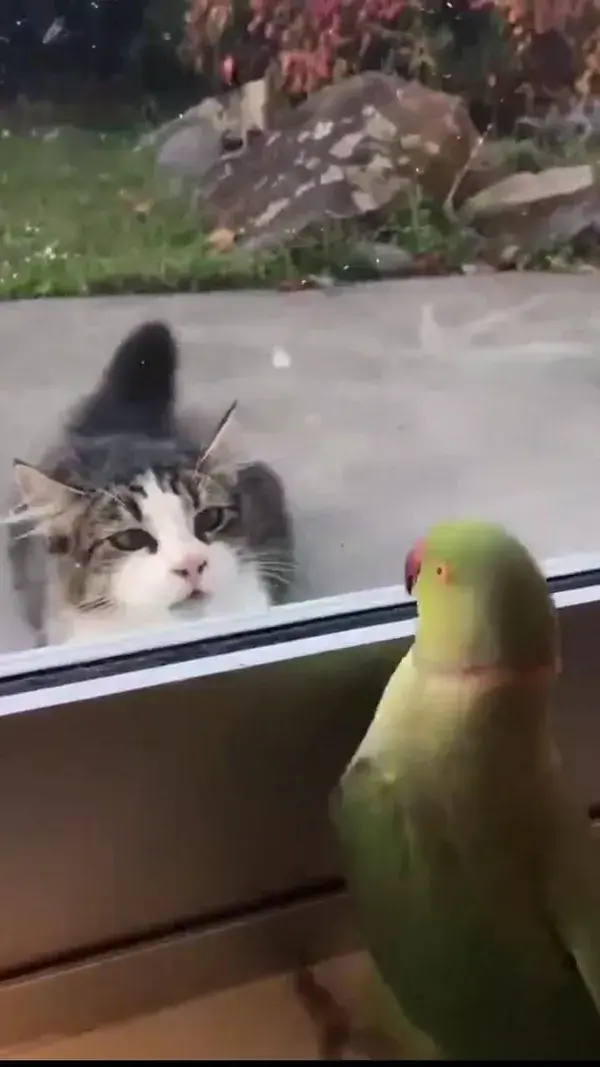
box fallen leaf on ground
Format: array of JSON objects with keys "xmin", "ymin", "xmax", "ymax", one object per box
[
  {"xmin": 207, "ymin": 227, "xmax": 237, "ymax": 254},
  {"xmin": 131, "ymin": 199, "xmax": 154, "ymax": 218},
  {"xmin": 117, "ymin": 189, "xmax": 155, "ymax": 218}
]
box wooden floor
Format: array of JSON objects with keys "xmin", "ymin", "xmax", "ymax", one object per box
[{"xmin": 3, "ymin": 953, "xmax": 370, "ymax": 1061}]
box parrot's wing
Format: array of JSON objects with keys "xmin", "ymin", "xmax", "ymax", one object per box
[
  {"xmin": 548, "ymin": 787, "xmax": 600, "ymax": 1016},
  {"xmin": 332, "ymin": 707, "xmax": 600, "ymax": 1058},
  {"xmin": 331, "ymin": 747, "xmax": 434, "ymax": 1026},
  {"xmin": 330, "ymin": 656, "xmax": 414, "ymax": 954}
]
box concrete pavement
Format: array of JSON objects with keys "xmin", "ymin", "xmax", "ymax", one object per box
[{"xmin": 1, "ymin": 272, "xmax": 600, "ymax": 653}]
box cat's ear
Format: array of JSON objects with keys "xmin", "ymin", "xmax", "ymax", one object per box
[
  {"xmin": 12, "ymin": 461, "xmax": 79, "ymax": 517},
  {"xmin": 197, "ymin": 400, "xmax": 238, "ymax": 469}
]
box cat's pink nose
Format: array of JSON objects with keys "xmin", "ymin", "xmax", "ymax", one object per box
[{"xmin": 173, "ymin": 555, "xmax": 207, "ymax": 582}]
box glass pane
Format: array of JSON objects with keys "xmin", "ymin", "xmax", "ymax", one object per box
[{"xmin": 0, "ymin": 0, "xmax": 599, "ymax": 666}]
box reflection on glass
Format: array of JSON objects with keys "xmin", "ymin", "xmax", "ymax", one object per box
[{"xmin": 0, "ymin": 0, "xmax": 599, "ymax": 661}]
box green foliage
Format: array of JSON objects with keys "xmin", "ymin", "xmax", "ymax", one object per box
[{"xmin": 181, "ymin": 0, "xmax": 517, "ymax": 107}]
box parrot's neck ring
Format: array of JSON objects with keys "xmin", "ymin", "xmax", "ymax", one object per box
[{"xmin": 413, "ymin": 654, "xmax": 560, "ymax": 687}]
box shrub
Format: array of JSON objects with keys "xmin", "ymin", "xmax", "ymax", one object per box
[
  {"xmin": 182, "ymin": 0, "xmax": 600, "ymax": 125},
  {"xmin": 246, "ymin": 0, "xmax": 409, "ymax": 94},
  {"xmin": 182, "ymin": 0, "xmax": 508, "ymax": 94},
  {"xmin": 185, "ymin": 0, "xmax": 532, "ymax": 116}
]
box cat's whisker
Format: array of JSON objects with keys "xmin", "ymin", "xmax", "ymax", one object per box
[
  {"xmin": 77, "ymin": 596, "xmax": 113, "ymax": 614},
  {"xmin": 3, "ymin": 515, "xmax": 40, "ymax": 540},
  {"xmin": 243, "ymin": 557, "xmax": 297, "ymax": 584},
  {"xmin": 97, "ymin": 485, "xmax": 126, "ymax": 510},
  {"xmin": 253, "ymin": 560, "xmax": 296, "ymax": 574},
  {"xmin": 11, "ymin": 529, "xmax": 40, "ymax": 544},
  {"xmin": 256, "ymin": 563, "xmax": 295, "ymax": 579},
  {"xmin": 241, "ymin": 548, "xmax": 297, "ymax": 570},
  {"xmin": 1, "ymin": 503, "xmax": 58, "ymax": 528},
  {"xmin": 254, "ymin": 570, "xmax": 296, "ymax": 587},
  {"xmin": 258, "ymin": 572, "xmax": 292, "ymax": 589},
  {"xmin": 248, "ymin": 569, "xmax": 294, "ymax": 588},
  {"xmin": 61, "ymin": 483, "xmax": 88, "ymax": 500},
  {"xmin": 248, "ymin": 560, "xmax": 296, "ymax": 586}
]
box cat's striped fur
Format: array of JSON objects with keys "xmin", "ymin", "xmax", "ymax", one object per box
[{"xmin": 7, "ymin": 321, "xmax": 295, "ymax": 646}]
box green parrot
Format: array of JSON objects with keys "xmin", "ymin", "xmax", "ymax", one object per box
[{"xmin": 332, "ymin": 520, "xmax": 600, "ymax": 1060}]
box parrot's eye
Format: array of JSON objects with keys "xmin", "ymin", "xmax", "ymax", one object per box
[{"xmin": 435, "ymin": 563, "xmax": 451, "ymax": 583}]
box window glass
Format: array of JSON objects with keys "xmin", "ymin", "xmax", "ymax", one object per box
[{"xmin": 0, "ymin": 0, "xmax": 598, "ymax": 665}]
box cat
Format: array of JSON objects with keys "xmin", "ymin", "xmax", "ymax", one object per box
[{"xmin": 6, "ymin": 320, "xmax": 295, "ymax": 647}]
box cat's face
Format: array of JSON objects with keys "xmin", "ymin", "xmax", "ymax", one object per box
[
  {"xmin": 104, "ymin": 470, "xmax": 241, "ymax": 613},
  {"xmin": 12, "ymin": 461, "xmax": 257, "ymax": 618},
  {"xmin": 8, "ymin": 325, "xmax": 293, "ymax": 644}
]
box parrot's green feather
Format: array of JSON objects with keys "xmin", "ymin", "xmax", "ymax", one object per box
[
  {"xmin": 549, "ymin": 798, "xmax": 600, "ymax": 1016},
  {"xmin": 362, "ymin": 950, "xmax": 442, "ymax": 1058},
  {"xmin": 412, "ymin": 521, "xmax": 558, "ymax": 675},
  {"xmin": 334, "ymin": 521, "xmax": 600, "ymax": 1060}
]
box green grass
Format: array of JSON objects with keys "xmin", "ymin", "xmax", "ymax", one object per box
[
  {"xmin": 0, "ymin": 126, "xmax": 397, "ymax": 300},
  {"xmin": 0, "ymin": 128, "xmax": 282, "ymax": 299},
  {"xmin": 1, "ymin": 124, "xmax": 598, "ymax": 300}
]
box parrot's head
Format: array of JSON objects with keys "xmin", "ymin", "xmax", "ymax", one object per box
[{"xmin": 405, "ymin": 521, "xmax": 559, "ymax": 679}]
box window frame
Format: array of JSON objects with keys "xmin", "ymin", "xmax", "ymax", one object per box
[{"xmin": 0, "ymin": 558, "xmax": 599, "ymax": 1047}]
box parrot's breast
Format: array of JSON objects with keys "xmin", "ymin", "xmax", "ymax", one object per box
[{"xmin": 335, "ymin": 727, "xmax": 600, "ymax": 1060}]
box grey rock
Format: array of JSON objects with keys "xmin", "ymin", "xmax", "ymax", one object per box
[
  {"xmin": 353, "ymin": 240, "xmax": 414, "ymax": 275},
  {"xmin": 137, "ymin": 96, "xmax": 244, "ymax": 184},
  {"xmin": 193, "ymin": 72, "xmax": 479, "ymax": 252},
  {"xmin": 156, "ymin": 119, "xmax": 223, "ymax": 181},
  {"xmin": 137, "ymin": 83, "xmax": 269, "ymax": 182},
  {"xmin": 136, "ymin": 97, "xmax": 230, "ymax": 153},
  {"xmin": 515, "ymin": 99, "xmax": 600, "ymax": 150},
  {"xmin": 515, "ymin": 112, "xmax": 590, "ymax": 147},
  {"xmin": 461, "ymin": 164, "xmax": 600, "ymax": 253}
]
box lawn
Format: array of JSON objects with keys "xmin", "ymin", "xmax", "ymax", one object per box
[
  {"xmin": 0, "ymin": 127, "xmax": 293, "ymax": 300},
  {"xmin": 0, "ymin": 125, "xmax": 463, "ymax": 301}
]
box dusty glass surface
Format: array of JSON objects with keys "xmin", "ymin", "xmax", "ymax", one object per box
[{"xmin": 0, "ymin": 0, "xmax": 599, "ymax": 662}]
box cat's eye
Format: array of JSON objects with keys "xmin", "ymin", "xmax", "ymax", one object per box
[
  {"xmin": 194, "ymin": 507, "xmax": 232, "ymax": 540},
  {"xmin": 109, "ymin": 529, "xmax": 157, "ymax": 554}
]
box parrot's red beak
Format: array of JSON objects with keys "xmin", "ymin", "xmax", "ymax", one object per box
[{"xmin": 404, "ymin": 539, "xmax": 424, "ymax": 596}]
